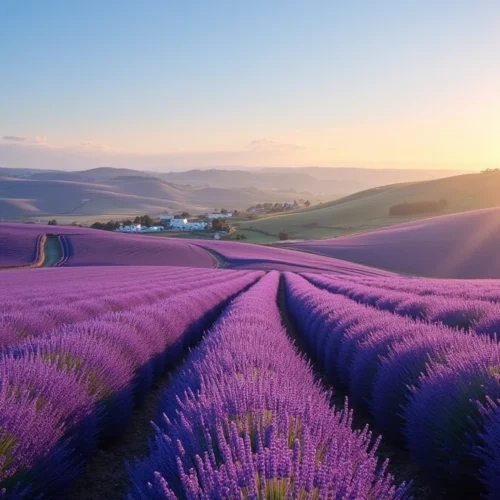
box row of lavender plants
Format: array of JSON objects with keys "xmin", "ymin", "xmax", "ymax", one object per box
[
  {"xmin": 193, "ymin": 239, "xmax": 393, "ymax": 275},
  {"xmin": 0, "ymin": 271, "xmax": 262, "ymax": 497},
  {"xmin": 304, "ymin": 273, "xmax": 500, "ymax": 336},
  {"xmin": 1, "ymin": 266, "xmax": 206, "ymax": 301},
  {"xmin": 285, "ymin": 272, "xmax": 500, "ymax": 498},
  {"xmin": 347, "ymin": 275, "xmax": 500, "ymax": 302},
  {"xmin": 0, "ymin": 267, "xmax": 245, "ymax": 314},
  {"xmin": 1, "ymin": 268, "xmax": 251, "ymax": 349},
  {"xmin": 128, "ymin": 271, "xmax": 408, "ymax": 499},
  {"xmin": 0, "ymin": 227, "xmax": 45, "ymax": 268}
]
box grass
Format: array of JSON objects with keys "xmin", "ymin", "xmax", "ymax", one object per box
[{"xmin": 237, "ymin": 172, "xmax": 500, "ymax": 243}]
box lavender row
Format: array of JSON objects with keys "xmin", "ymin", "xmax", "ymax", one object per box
[
  {"xmin": 304, "ymin": 273, "xmax": 500, "ymax": 337},
  {"xmin": 0, "ymin": 266, "xmax": 206, "ymax": 299},
  {"xmin": 0, "ymin": 272, "xmax": 261, "ymax": 497},
  {"xmin": 285, "ymin": 272, "xmax": 500, "ymax": 497},
  {"xmin": 1, "ymin": 270, "xmax": 253, "ymax": 350},
  {"xmin": 192, "ymin": 239, "xmax": 394, "ymax": 275},
  {"xmin": 342, "ymin": 274, "xmax": 500, "ymax": 303},
  {"xmin": 0, "ymin": 224, "xmax": 44, "ymax": 268},
  {"xmin": 63, "ymin": 231, "xmax": 218, "ymax": 268},
  {"xmin": 0, "ymin": 267, "xmax": 241, "ymax": 316},
  {"xmin": 128, "ymin": 272, "xmax": 408, "ymax": 499},
  {"xmin": 0, "ymin": 223, "xmax": 219, "ymax": 269}
]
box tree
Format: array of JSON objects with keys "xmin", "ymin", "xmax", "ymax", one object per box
[
  {"xmin": 181, "ymin": 212, "xmax": 191, "ymax": 219},
  {"xmin": 304, "ymin": 200, "xmax": 311, "ymax": 207},
  {"xmin": 212, "ymin": 218, "xmax": 227, "ymax": 231},
  {"xmin": 279, "ymin": 231, "xmax": 290, "ymax": 241},
  {"xmin": 48, "ymin": 219, "xmax": 57, "ymax": 226},
  {"xmin": 221, "ymin": 208, "xmax": 228, "ymax": 214},
  {"xmin": 142, "ymin": 214, "xmax": 154, "ymax": 227}
]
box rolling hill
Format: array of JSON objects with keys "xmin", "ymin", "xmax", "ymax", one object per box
[
  {"xmin": 0, "ymin": 168, "xmax": 304, "ymax": 221},
  {"xmin": 284, "ymin": 207, "xmax": 500, "ymax": 278},
  {"xmin": 159, "ymin": 166, "xmax": 466, "ymax": 196},
  {"xmin": 238, "ymin": 171, "xmax": 500, "ymax": 241}
]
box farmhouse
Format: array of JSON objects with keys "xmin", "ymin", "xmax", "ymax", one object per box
[
  {"xmin": 169, "ymin": 218, "xmax": 208, "ymax": 231},
  {"xmin": 116, "ymin": 224, "xmax": 142, "ymax": 232},
  {"xmin": 116, "ymin": 225, "xmax": 163, "ymax": 233},
  {"xmin": 206, "ymin": 212, "xmax": 233, "ymax": 220}
]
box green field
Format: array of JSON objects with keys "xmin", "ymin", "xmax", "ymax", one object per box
[{"xmin": 237, "ymin": 172, "xmax": 500, "ymax": 243}]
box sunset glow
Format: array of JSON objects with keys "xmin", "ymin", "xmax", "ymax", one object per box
[{"xmin": 2, "ymin": 1, "xmax": 500, "ymax": 170}]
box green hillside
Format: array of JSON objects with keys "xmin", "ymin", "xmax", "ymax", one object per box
[{"xmin": 237, "ymin": 171, "xmax": 500, "ymax": 242}]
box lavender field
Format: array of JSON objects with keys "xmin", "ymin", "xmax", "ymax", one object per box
[
  {"xmin": 2, "ymin": 225, "xmax": 500, "ymax": 499},
  {"xmin": 285, "ymin": 208, "xmax": 500, "ymax": 278}
]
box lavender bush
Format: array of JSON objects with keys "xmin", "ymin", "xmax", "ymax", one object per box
[
  {"xmin": 128, "ymin": 272, "xmax": 408, "ymax": 499},
  {"xmin": 0, "ymin": 270, "xmax": 261, "ymax": 495}
]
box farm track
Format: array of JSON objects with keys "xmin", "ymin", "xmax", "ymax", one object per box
[
  {"xmin": 42, "ymin": 234, "xmax": 64, "ymax": 267},
  {"xmin": 277, "ymin": 275, "xmax": 440, "ymax": 500},
  {"xmin": 199, "ymin": 246, "xmax": 229, "ymax": 268},
  {"xmin": 69, "ymin": 276, "xmax": 260, "ymax": 499}
]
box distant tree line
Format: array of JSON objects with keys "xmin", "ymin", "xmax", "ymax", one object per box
[
  {"xmin": 389, "ymin": 199, "xmax": 448, "ymax": 217},
  {"xmin": 90, "ymin": 214, "xmax": 156, "ymax": 231},
  {"xmin": 90, "ymin": 220, "xmax": 121, "ymax": 231}
]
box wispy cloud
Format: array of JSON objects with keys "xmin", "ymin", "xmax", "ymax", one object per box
[
  {"xmin": 3, "ymin": 135, "xmax": 28, "ymax": 142},
  {"xmin": 2, "ymin": 135, "xmax": 48, "ymax": 145}
]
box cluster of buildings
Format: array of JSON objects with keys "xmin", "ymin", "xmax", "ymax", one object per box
[
  {"xmin": 116, "ymin": 225, "xmax": 163, "ymax": 233},
  {"xmin": 116, "ymin": 212, "xmax": 233, "ymax": 234}
]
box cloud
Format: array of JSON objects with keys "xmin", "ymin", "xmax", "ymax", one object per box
[
  {"xmin": 3, "ymin": 135, "xmax": 28, "ymax": 142},
  {"xmin": 2, "ymin": 135, "xmax": 48, "ymax": 145},
  {"xmin": 248, "ymin": 139, "xmax": 304, "ymax": 152}
]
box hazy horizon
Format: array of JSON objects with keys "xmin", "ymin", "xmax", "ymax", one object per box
[{"xmin": 2, "ymin": 1, "xmax": 499, "ymax": 171}]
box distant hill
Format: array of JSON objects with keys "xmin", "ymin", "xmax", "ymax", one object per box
[
  {"xmin": 284, "ymin": 207, "xmax": 500, "ymax": 278},
  {"xmin": 0, "ymin": 168, "xmax": 304, "ymax": 221},
  {"xmin": 158, "ymin": 166, "xmax": 467, "ymax": 197},
  {"xmin": 238, "ymin": 171, "xmax": 500, "ymax": 241}
]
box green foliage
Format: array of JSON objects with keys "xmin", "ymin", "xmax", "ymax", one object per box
[
  {"xmin": 279, "ymin": 231, "xmax": 290, "ymax": 241},
  {"xmin": 212, "ymin": 218, "xmax": 229, "ymax": 231},
  {"xmin": 91, "ymin": 221, "xmax": 120, "ymax": 231},
  {"xmin": 389, "ymin": 199, "xmax": 448, "ymax": 216},
  {"xmin": 47, "ymin": 219, "xmax": 57, "ymax": 226}
]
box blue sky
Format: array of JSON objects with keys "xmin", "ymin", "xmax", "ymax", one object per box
[{"xmin": 1, "ymin": 1, "xmax": 499, "ymax": 170}]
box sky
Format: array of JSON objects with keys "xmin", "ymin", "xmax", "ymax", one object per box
[{"xmin": 1, "ymin": 1, "xmax": 500, "ymax": 171}]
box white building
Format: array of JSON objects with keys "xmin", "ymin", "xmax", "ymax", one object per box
[
  {"xmin": 170, "ymin": 218, "xmax": 189, "ymax": 228},
  {"xmin": 206, "ymin": 212, "xmax": 233, "ymax": 220},
  {"xmin": 159, "ymin": 214, "xmax": 174, "ymax": 221},
  {"xmin": 116, "ymin": 225, "xmax": 163, "ymax": 233},
  {"xmin": 116, "ymin": 224, "xmax": 142, "ymax": 232},
  {"xmin": 169, "ymin": 218, "xmax": 208, "ymax": 231}
]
